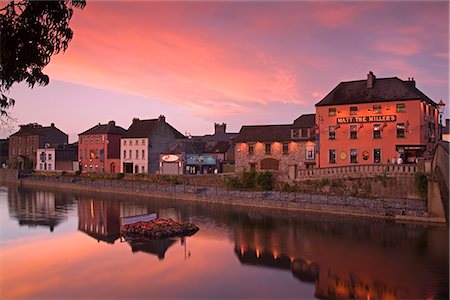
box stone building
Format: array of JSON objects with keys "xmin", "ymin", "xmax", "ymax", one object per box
[
  {"xmin": 78, "ymin": 121, "xmax": 126, "ymax": 173},
  {"xmin": 234, "ymin": 114, "xmax": 317, "ymax": 179},
  {"xmin": 9, "ymin": 123, "xmax": 68, "ymax": 169},
  {"xmin": 121, "ymin": 115, "xmax": 185, "ymax": 174}
]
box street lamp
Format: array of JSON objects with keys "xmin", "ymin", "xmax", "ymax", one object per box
[{"xmin": 438, "ymin": 99, "xmax": 446, "ymax": 140}]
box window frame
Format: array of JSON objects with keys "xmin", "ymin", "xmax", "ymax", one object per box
[
  {"xmin": 373, "ymin": 123, "xmax": 381, "ymax": 139},
  {"xmin": 349, "ymin": 125, "xmax": 358, "ymax": 139},
  {"xmin": 396, "ymin": 103, "xmax": 405, "ymax": 113},
  {"xmin": 329, "ymin": 149, "xmax": 336, "ymax": 164},
  {"xmin": 328, "ymin": 108, "xmax": 336, "ymax": 116},
  {"xmin": 350, "ymin": 106, "xmax": 358, "ymax": 115}
]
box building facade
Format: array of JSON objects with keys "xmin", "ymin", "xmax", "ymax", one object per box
[
  {"xmin": 78, "ymin": 121, "xmax": 126, "ymax": 173},
  {"xmin": 234, "ymin": 114, "xmax": 317, "ymax": 179},
  {"xmin": 9, "ymin": 123, "xmax": 68, "ymax": 169},
  {"xmin": 120, "ymin": 115, "xmax": 185, "ymax": 174},
  {"xmin": 315, "ymin": 72, "xmax": 440, "ymax": 168},
  {"xmin": 36, "ymin": 143, "xmax": 78, "ymax": 172}
]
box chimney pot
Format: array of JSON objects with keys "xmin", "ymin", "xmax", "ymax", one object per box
[
  {"xmin": 159, "ymin": 115, "xmax": 165, "ymax": 122},
  {"xmin": 132, "ymin": 118, "xmax": 140, "ymax": 124},
  {"xmin": 51, "ymin": 123, "xmax": 55, "ymax": 127},
  {"xmin": 108, "ymin": 120, "xmax": 115, "ymax": 127}
]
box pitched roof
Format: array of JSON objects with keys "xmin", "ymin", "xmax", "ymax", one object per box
[
  {"xmin": 122, "ymin": 118, "xmax": 186, "ymax": 139},
  {"xmin": 235, "ymin": 124, "xmax": 292, "ymax": 143},
  {"xmin": 123, "ymin": 119, "xmax": 159, "ymax": 138},
  {"xmin": 292, "ymin": 114, "xmax": 316, "ymax": 128},
  {"xmin": 11, "ymin": 123, "xmax": 67, "ymax": 137},
  {"xmin": 168, "ymin": 140, "xmax": 203, "ymax": 154},
  {"xmin": 79, "ymin": 121, "xmax": 126, "ymax": 136},
  {"xmin": 315, "ymin": 76, "xmax": 437, "ymax": 107}
]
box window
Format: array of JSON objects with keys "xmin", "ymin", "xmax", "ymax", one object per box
[
  {"xmin": 100, "ymin": 149, "xmax": 104, "ymax": 162},
  {"xmin": 40, "ymin": 152, "xmax": 45, "ymax": 162},
  {"xmin": 130, "ymin": 140, "xmax": 133, "ymax": 146},
  {"xmin": 265, "ymin": 143, "xmax": 271, "ymax": 154},
  {"xmin": 423, "ymin": 103, "xmax": 427, "ymax": 115},
  {"xmin": 329, "ymin": 149, "xmax": 336, "ymax": 164},
  {"xmin": 129, "ymin": 150, "xmax": 132, "ymax": 159},
  {"xmin": 373, "ymin": 105, "xmax": 381, "ymax": 114},
  {"xmin": 142, "ymin": 166, "xmax": 145, "ymax": 173},
  {"xmin": 292, "ymin": 129, "xmax": 299, "ymax": 138},
  {"xmin": 48, "ymin": 153, "xmax": 52, "ymax": 160},
  {"xmin": 40, "ymin": 163, "xmax": 43, "ymax": 170},
  {"xmin": 350, "ymin": 149, "xmax": 358, "ymax": 163},
  {"xmin": 135, "ymin": 140, "xmax": 139, "ymax": 146},
  {"xmin": 397, "ymin": 123, "xmax": 405, "ymax": 138},
  {"xmin": 84, "ymin": 149, "xmax": 87, "ymax": 160},
  {"xmin": 328, "ymin": 126, "xmax": 336, "ymax": 140},
  {"xmin": 282, "ymin": 143, "xmax": 289, "ymax": 155},
  {"xmin": 306, "ymin": 146, "xmax": 315, "ymax": 160},
  {"xmin": 260, "ymin": 158, "xmax": 279, "ymax": 170},
  {"xmin": 142, "ymin": 139, "xmax": 145, "ymax": 145},
  {"xmin": 301, "ymin": 128, "xmax": 310, "ymax": 138},
  {"xmin": 374, "ymin": 149, "xmax": 381, "ymax": 164},
  {"xmin": 396, "ymin": 103, "xmax": 405, "ymax": 112},
  {"xmin": 124, "ymin": 140, "xmax": 127, "ymax": 146},
  {"xmin": 350, "ymin": 125, "xmax": 358, "ymax": 139},
  {"xmin": 90, "ymin": 137, "xmax": 93, "ymax": 144},
  {"xmin": 48, "ymin": 164, "xmax": 52, "ymax": 170},
  {"xmin": 84, "ymin": 138, "xmax": 87, "ymax": 144},
  {"xmin": 123, "ymin": 150, "xmax": 126, "ymax": 159},
  {"xmin": 136, "ymin": 150, "xmax": 139, "ymax": 159},
  {"xmin": 328, "ymin": 108, "xmax": 336, "ymax": 116},
  {"xmin": 373, "ymin": 124, "xmax": 381, "ymax": 139},
  {"xmin": 142, "ymin": 150, "xmax": 145, "ymax": 159},
  {"xmin": 248, "ymin": 144, "xmax": 254, "ymax": 155},
  {"xmin": 350, "ymin": 106, "xmax": 358, "ymax": 115},
  {"xmin": 96, "ymin": 136, "xmax": 99, "ymax": 144}
]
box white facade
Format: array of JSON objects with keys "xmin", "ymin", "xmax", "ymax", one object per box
[
  {"xmin": 36, "ymin": 148, "xmax": 55, "ymax": 171},
  {"xmin": 120, "ymin": 138, "xmax": 149, "ymax": 173}
]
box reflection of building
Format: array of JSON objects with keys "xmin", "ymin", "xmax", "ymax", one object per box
[
  {"xmin": 7, "ymin": 187, "xmax": 72, "ymax": 232},
  {"xmin": 235, "ymin": 114, "xmax": 317, "ymax": 179},
  {"xmin": 9, "ymin": 123, "xmax": 68, "ymax": 169},
  {"xmin": 77, "ymin": 199, "xmax": 121, "ymax": 244},
  {"xmin": 121, "ymin": 116, "xmax": 185, "ymax": 174},
  {"xmin": 78, "ymin": 121, "xmax": 126, "ymax": 173},
  {"xmin": 35, "ymin": 143, "xmax": 78, "ymax": 171},
  {"xmin": 232, "ymin": 213, "xmax": 447, "ymax": 299},
  {"xmin": 315, "ymin": 72, "xmax": 440, "ymax": 167}
]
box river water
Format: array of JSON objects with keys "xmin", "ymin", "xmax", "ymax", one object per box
[{"xmin": 0, "ymin": 184, "xmax": 448, "ymax": 299}]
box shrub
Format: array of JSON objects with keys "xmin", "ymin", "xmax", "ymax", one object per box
[
  {"xmin": 226, "ymin": 176, "xmax": 241, "ymax": 189},
  {"xmin": 415, "ymin": 172, "xmax": 428, "ymax": 199},
  {"xmin": 255, "ymin": 172, "xmax": 272, "ymax": 191},
  {"xmin": 75, "ymin": 170, "xmax": 82, "ymax": 176},
  {"xmin": 61, "ymin": 171, "xmax": 67, "ymax": 176},
  {"xmin": 117, "ymin": 173, "xmax": 125, "ymax": 180}
]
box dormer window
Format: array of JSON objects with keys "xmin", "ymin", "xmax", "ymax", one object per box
[
  {"xmin": 300, "ymin": 128, "xmax": 310, "ymax": 138},
  {"xmin": 350, "ymin": 106, "xmax": 358, "ymax": 115}
]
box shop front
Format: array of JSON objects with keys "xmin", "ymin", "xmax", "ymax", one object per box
[{"xmin": 395, "ymin": 145, "xmax": 426, "ymax": 163}]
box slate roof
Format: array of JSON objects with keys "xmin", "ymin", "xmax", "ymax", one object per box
[
  {"xmin": 168, "ymin": 140, "xmax": 203, "ymax": 155},
  {"xmin": 11, "ymin": 124, "xmax": 67, "ymax": 137},
  {"xmin": 123, "ymin": 118, "xmax": 185, "ymax": 139},
  {"xmin": 234, "ymin": 124, "xmax": 292, "ymax": 143},
  {"xmin": 315, "ymin": 77, "xmax": 437, "ymax": 107},
  {"xmin": 204, "ymin": 140, "xmax": 232, "ymax": 154},
  {"xmin": 79, "ymin": 121, "xmax": 126, "ymax": 136},
  {"xmin": 292, "ymin": 114, "xmax": 316, "ymax": 128}
]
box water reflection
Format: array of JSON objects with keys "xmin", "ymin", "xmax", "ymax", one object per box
[
  {"xmin": 1, "ymin": 185, "xmax": 448, "ymax": 299},
  {"xmin": 7, "ymin": 186, "xmax": 74, "ymax": 232}
]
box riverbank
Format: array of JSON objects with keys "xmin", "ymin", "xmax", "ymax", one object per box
[{"xmin": 1, "ymin": 171, "xmax": 444, "ymax": 224}]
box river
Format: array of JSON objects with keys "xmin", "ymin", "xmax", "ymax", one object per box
[{"xmin": 0, "ymin": 184, "xmax": 448, "ymax": 299}]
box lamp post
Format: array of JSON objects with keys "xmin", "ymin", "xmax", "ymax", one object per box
[{"xmin": 438, "ymin": 99, "xmax": 446, "ymax": 140}]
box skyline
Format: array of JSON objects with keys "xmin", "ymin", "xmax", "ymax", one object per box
[{"xmin": 2, "ymin": 1, "xmax": 449, "ymax": 143}]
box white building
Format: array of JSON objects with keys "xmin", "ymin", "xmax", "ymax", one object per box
[{"xmin": 36, "ymin": 147, "xmax": 55, "ymax": 171}]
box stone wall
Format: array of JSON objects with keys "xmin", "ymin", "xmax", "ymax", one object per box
[
  {"xmin": 18, "ymin": 174, "xmax": 430, "ymax": 221},
  {"xmin": 0, "ymin": 169, "xmax": 18, "ymax": 183}
]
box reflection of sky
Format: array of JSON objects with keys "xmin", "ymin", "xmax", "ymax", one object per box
[{"xmin": 0, "ymin": 232, "xmax": 313, "ymax": 299}]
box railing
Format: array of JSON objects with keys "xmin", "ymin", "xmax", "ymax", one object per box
[{"xmin": 297, "ymin": 164, "xmax": 419, "ymax": 179}]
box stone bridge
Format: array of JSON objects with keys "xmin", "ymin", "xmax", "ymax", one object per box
[{"xmin": 428, "ymin": 141, "xmax": 449, "ymax": 225}]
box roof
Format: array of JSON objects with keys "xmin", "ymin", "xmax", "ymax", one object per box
[
  {"xmin": 315, "ymin": 76, "xmax": 437, "ymax": 107},
  {"xmin": 168, "ymin": 140, "xmax": 203, "ymax": 154},
  {"xmin": 11, "ymin": 123, "xmax": 67, "ymax": 137},
  {"xmin": 123, "ymin": 118, "xmax": 185, "ymax": 139},
  {"xmin": 292, "ymin": 114, "xmax": 316, "ymax": 128},
  {"xmin": 79, "ymin": 121, "xmax": 126, "ymax": 136},
  {"xmin": 235, "ymin": 124, "xmax": 292, "ymax": 143},
  {"xmin": 204, "ymin": 140, "xmax": 232, "ymax": 154},
  {"xmin": 199, "ymin": 132, "xmax": 238, "ymax": 142}
]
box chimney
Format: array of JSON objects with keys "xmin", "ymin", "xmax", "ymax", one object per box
[
  {"xmin": 159, "ymin": 115, "xmax": 165, "ymax": 122},
  {"xmin": 132, "ymin": 117, "xmax": 140, "ymax": 124},
  {"xmin": 51, "ymin": 123, "xmax": 55, "ymax": 127},
  {"xmin": 108, "ymin": 120, "xmax": 115, "ymax": 127},
  {"xmin": 367, "ymin": 71, "xmax": 376, "ymax": 89},
  {"xmin": 410, "ymin": 77, "xmax": 415, "ymax": 87},
  {"xmin": 214, "ymin": 123, "xmax": 226, "ymax": 134}
]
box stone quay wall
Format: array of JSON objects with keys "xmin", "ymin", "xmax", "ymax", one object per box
[{"xmin": 12, "ymin": 174, "xmax": 431, "ymax": 222}]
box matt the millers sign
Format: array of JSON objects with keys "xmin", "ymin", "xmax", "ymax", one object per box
[{"xmin": 337, "ymin": 115, "xmax": 396, "ymax": 124}]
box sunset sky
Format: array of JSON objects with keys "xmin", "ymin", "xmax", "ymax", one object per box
[{"xmin": 3, "ymin": 1, "xmax": 449, "ymax": 142}]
